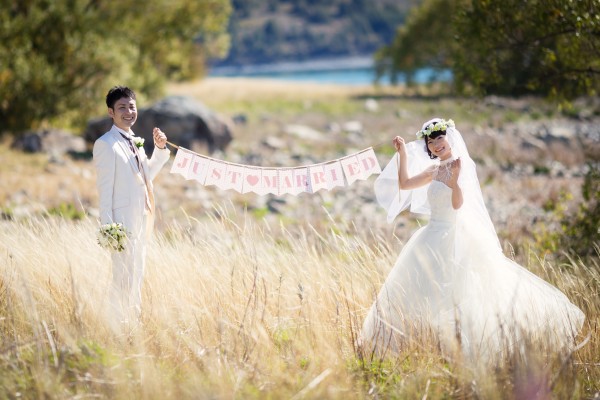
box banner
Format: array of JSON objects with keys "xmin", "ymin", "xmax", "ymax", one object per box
[{"xmin": 170, "ymin": 147, "xmax": 381, "ymax": 196}]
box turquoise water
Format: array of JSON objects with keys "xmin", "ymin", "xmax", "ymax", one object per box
[{"xmin": 209, "ymin": 65, "xmax": 451, "ymax": 86}]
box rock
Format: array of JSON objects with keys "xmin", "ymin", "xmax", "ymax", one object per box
[
  {"xmin": 543, "ymin": 124, "xmax": 575, "ymax": 143},
  {"xmin": 520, "ymin": 135, "xmax": 546, "ymax": 151},
  {"xmin": 262, "ymin": 136, "xmax": 286, "ymax": 150},
  {"xmin": 343, "ymin": 121, "xmax": 363, "ymax": 134},
  {"xmin": 549, "ymin": 161, "xmax": 567, "ymax": 178},
  {"xmin": 578, "ymin": 123, "xmax": 600, "ymax": 142},
  {"xmin": 576, "ymin": 123, "xmax": 600, "ymax": 159},
  {"xmin": 395, "ymin": 108, "xmax": 411, "ymax": 119},
  {"xmin": 84, "ymin": 96, "xmax": 233, "ymax": 154},
  {"xmin": 11, "ymin": 129, "xmax": 86, "ymax": 156},
  {"xmin": 43, "ymin": 129, "xmax": 87, "ymax": 155},
  {"xmin": 11, "ymin": 133, "xmax": 41, "ymax": 153},
  {"xmin": 267, "ymin": 197, "xmax": 287, "ymax": 214},
  {"xmin": 232, "ymin": 113, "xmax": 248, "ymax": 125},
  {"xmin": 364, "ymin": 98, "xmax": 379, "ymax": 112},
  {"xmin": 241, "ymin": 151, "xmax": 263, "ymax": 164},
  {"xmin": 327, "ymin": 122, "xmax": 341, "ymax": 133},
  {"xmin": 284, "ymin": 124, "xmax": 325, "ymax": 142},
  {"xmin": 483, "ymin": 95, "xmax": 531, "ymax": 112}
]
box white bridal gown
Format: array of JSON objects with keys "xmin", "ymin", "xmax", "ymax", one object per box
[{"xmin": 361, "ymin": 163, "xmax": 585, "ymax": 361}]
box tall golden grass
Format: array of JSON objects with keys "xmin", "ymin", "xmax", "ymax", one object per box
[{"xmin": 1, "ymin": 207, "xmax": 598, "ymax": 399}]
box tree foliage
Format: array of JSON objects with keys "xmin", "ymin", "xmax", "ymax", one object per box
[
  {"xmin": 0, "ymin": 0, "xmax": 231, "ymax": 134},
  {"xmin": 376, "ymin": 0, "xmax": 600, "ymax": 98},
  {"xmin": 374, "ymin": 0, "xmax": 457, "ymax": 85}
]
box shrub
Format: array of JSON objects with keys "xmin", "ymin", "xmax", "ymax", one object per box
[{"xmin": 535, "ymin": 163, "xmax": 600, "ymax": 259}]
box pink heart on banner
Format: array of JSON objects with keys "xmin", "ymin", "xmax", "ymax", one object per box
[{"xmin": 246, "ymin": 174, "xmax": 260, "ymax": 186}]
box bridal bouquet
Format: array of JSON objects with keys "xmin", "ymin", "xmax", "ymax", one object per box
[{"xmin": 97, "ymin": 223, "xmax": 128, "ymax": 252}]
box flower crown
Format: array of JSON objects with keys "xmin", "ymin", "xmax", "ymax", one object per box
[{"xmin": 416, "ymin": 118, "xmax": 455, "ymax": 139}]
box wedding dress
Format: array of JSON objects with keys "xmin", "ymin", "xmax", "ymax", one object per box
[{"xmin": 361, "ymin": 120, "xmax": 585, "ymax": 362}]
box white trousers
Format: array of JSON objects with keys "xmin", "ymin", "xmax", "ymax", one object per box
[{"xmin": 109, "ymin": 213, "xmax": 148, "ymax": 324}]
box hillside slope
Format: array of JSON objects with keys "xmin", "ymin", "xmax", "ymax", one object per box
[{"xmin": 214, "ymin": 0, "xmax": 418, "ymax": 66}]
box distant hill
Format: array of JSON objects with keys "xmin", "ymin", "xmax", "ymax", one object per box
[{"xmin": 214, "ymin": 0, "xmax": 418, "ymax": 67}]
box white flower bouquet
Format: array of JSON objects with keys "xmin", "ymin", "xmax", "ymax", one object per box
[{"xmin": 97, "ymin": 223, "xmax": 128, "ymax": 252}]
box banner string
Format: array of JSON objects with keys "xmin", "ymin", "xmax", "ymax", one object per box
[
  {"xmin": 165, "ymin": 139, "xmax": 393, "ymax": 176},
  {"xmin": 372, "ymin": 141, "xmax": 391, "ymax": 149},
  {"xmin": 166, "ymin": 139, "xmax": 392, "ymax": 155}
]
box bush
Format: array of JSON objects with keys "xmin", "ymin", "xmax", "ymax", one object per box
[
  {"xmin": 535, "ymin": 163, "xmax": 600, "ymax": 259},
  {"xmin": 0, "ymin": 0, "xmax": 231, "ymax": 135},
  {"xmin": 377, "ymin": 0, "xmax": 600, "ymax": 99}
]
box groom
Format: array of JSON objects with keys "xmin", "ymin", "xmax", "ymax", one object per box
[{"xmin": 93, "ymin": 86, "xmax": 170, "ymax": 326}]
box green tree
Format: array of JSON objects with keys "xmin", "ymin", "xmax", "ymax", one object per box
[
  {"xmin": 455, "ymin": 0, "xmax": 600, "ymax": 98},
  {"xmin": 376, "ymin": 0, "xmax": 600, "ymax": 98},
  {"xmin": 0, "ymin": 0, "xmax": 231, "ymax": 134},
  {"xmin": 374, "ymin": 0, "xmax": 456, "ymax": 85}
]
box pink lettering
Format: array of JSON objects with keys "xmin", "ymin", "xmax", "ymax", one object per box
[
  {"xmin": 328, "ymin": 168, "xmax": 339, "ymax": 181},
  {"xmin": 210, "ymin": 167, "xmax": 222, "ymax": 180},
  {"xmin": 361, "ymin": 157, "xmax": 376, "ymax": 171},
  {"xmin": 346, "ymin": 161, "xmax": 361, "ymax": 176},
  {"xmin": 312, "ymin": 171, "xmax": 325, "ymax": 184},
  {"xmin": 176, "ymin": 157, "xmax": 189, "ymax": 169},
  {"xmin": 228, "ymin": 170, "xmax": 242, "ymax": 184},
  {"xmin": 296, "ymin": 174, "xmax": 308, "ymax": 187},
  {"xmin": 192, "ymin": 160, "xmax": 204, "ymax": 174},
  {"xmin": 263, "ymin": 175, "xmax": 278, "ymax": 188}
]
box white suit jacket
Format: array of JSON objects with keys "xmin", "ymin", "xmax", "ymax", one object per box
[{"xmin": 93, "ymin": 125, "xmax": 170, "ymax": 238}]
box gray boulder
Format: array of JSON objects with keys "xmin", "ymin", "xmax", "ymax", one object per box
[
  {"xmin": 11, "ymin": 129, "xmax": 86, "ymax": 156},
  {"xmin": 84, "ymin": 96, "xmax": 233, "ymax": 154}
]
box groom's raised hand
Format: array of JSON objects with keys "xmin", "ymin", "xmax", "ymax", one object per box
[{"xmin": 153, "ymin": 127, "xmax": 167, "ymax": 149}]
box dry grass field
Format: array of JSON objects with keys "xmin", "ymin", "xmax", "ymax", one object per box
[
  {"xmin": 0, "ymin": 214, "xmax": 598, "ymax": 399},
  {"xmin": 0, "ymin": 78, "xmax": 598, "ymax": 398}
]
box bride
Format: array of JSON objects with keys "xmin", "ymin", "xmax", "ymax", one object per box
[{"xmin": 361, "ymin": 118, "xmax": 585, "ymax": 362}]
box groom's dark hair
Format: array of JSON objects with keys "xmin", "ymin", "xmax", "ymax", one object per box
[{"xmin": 106, "ymin": 86, "xmax": 137, "ymax": 109}]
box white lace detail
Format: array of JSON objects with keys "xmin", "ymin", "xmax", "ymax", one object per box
[{"xmin": 433, "ymin": 160, "xmax": 455, "ymax": 185}]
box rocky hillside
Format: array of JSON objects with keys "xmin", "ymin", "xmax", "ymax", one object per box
[
  {"xmin": 4, "ymin": 79, "xmax": 599, "ymax": 261},
  {"xmin": 214, "ymin": 0, "xmax": 417, "ymax": 66}
]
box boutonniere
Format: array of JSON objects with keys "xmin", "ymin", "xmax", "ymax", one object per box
[{"xmin": 132, "ymin": 136, "xmax": 145, "ymax": 148}]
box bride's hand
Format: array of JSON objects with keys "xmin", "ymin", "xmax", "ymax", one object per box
[
  {"xmin": 392, "ymin": 136, "xmax": 406, "ymax": 154},
  {"xmin": 449, "ymin": 158, "xmax": 461, "ymax": 187}
]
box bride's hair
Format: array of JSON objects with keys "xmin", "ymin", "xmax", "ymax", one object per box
[{"xmin": 424, "ymin": 124, "xmax": 447, "ymax": 159}]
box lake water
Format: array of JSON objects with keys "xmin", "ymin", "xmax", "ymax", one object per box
[{"xmin": 208, "ymin": 57, "xmax": 451, "ymax": 86}]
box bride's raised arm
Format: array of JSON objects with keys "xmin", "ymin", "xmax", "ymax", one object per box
[{"xmin": 394, "ymin": 135, "xmax": 434, "ymax": 190}]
